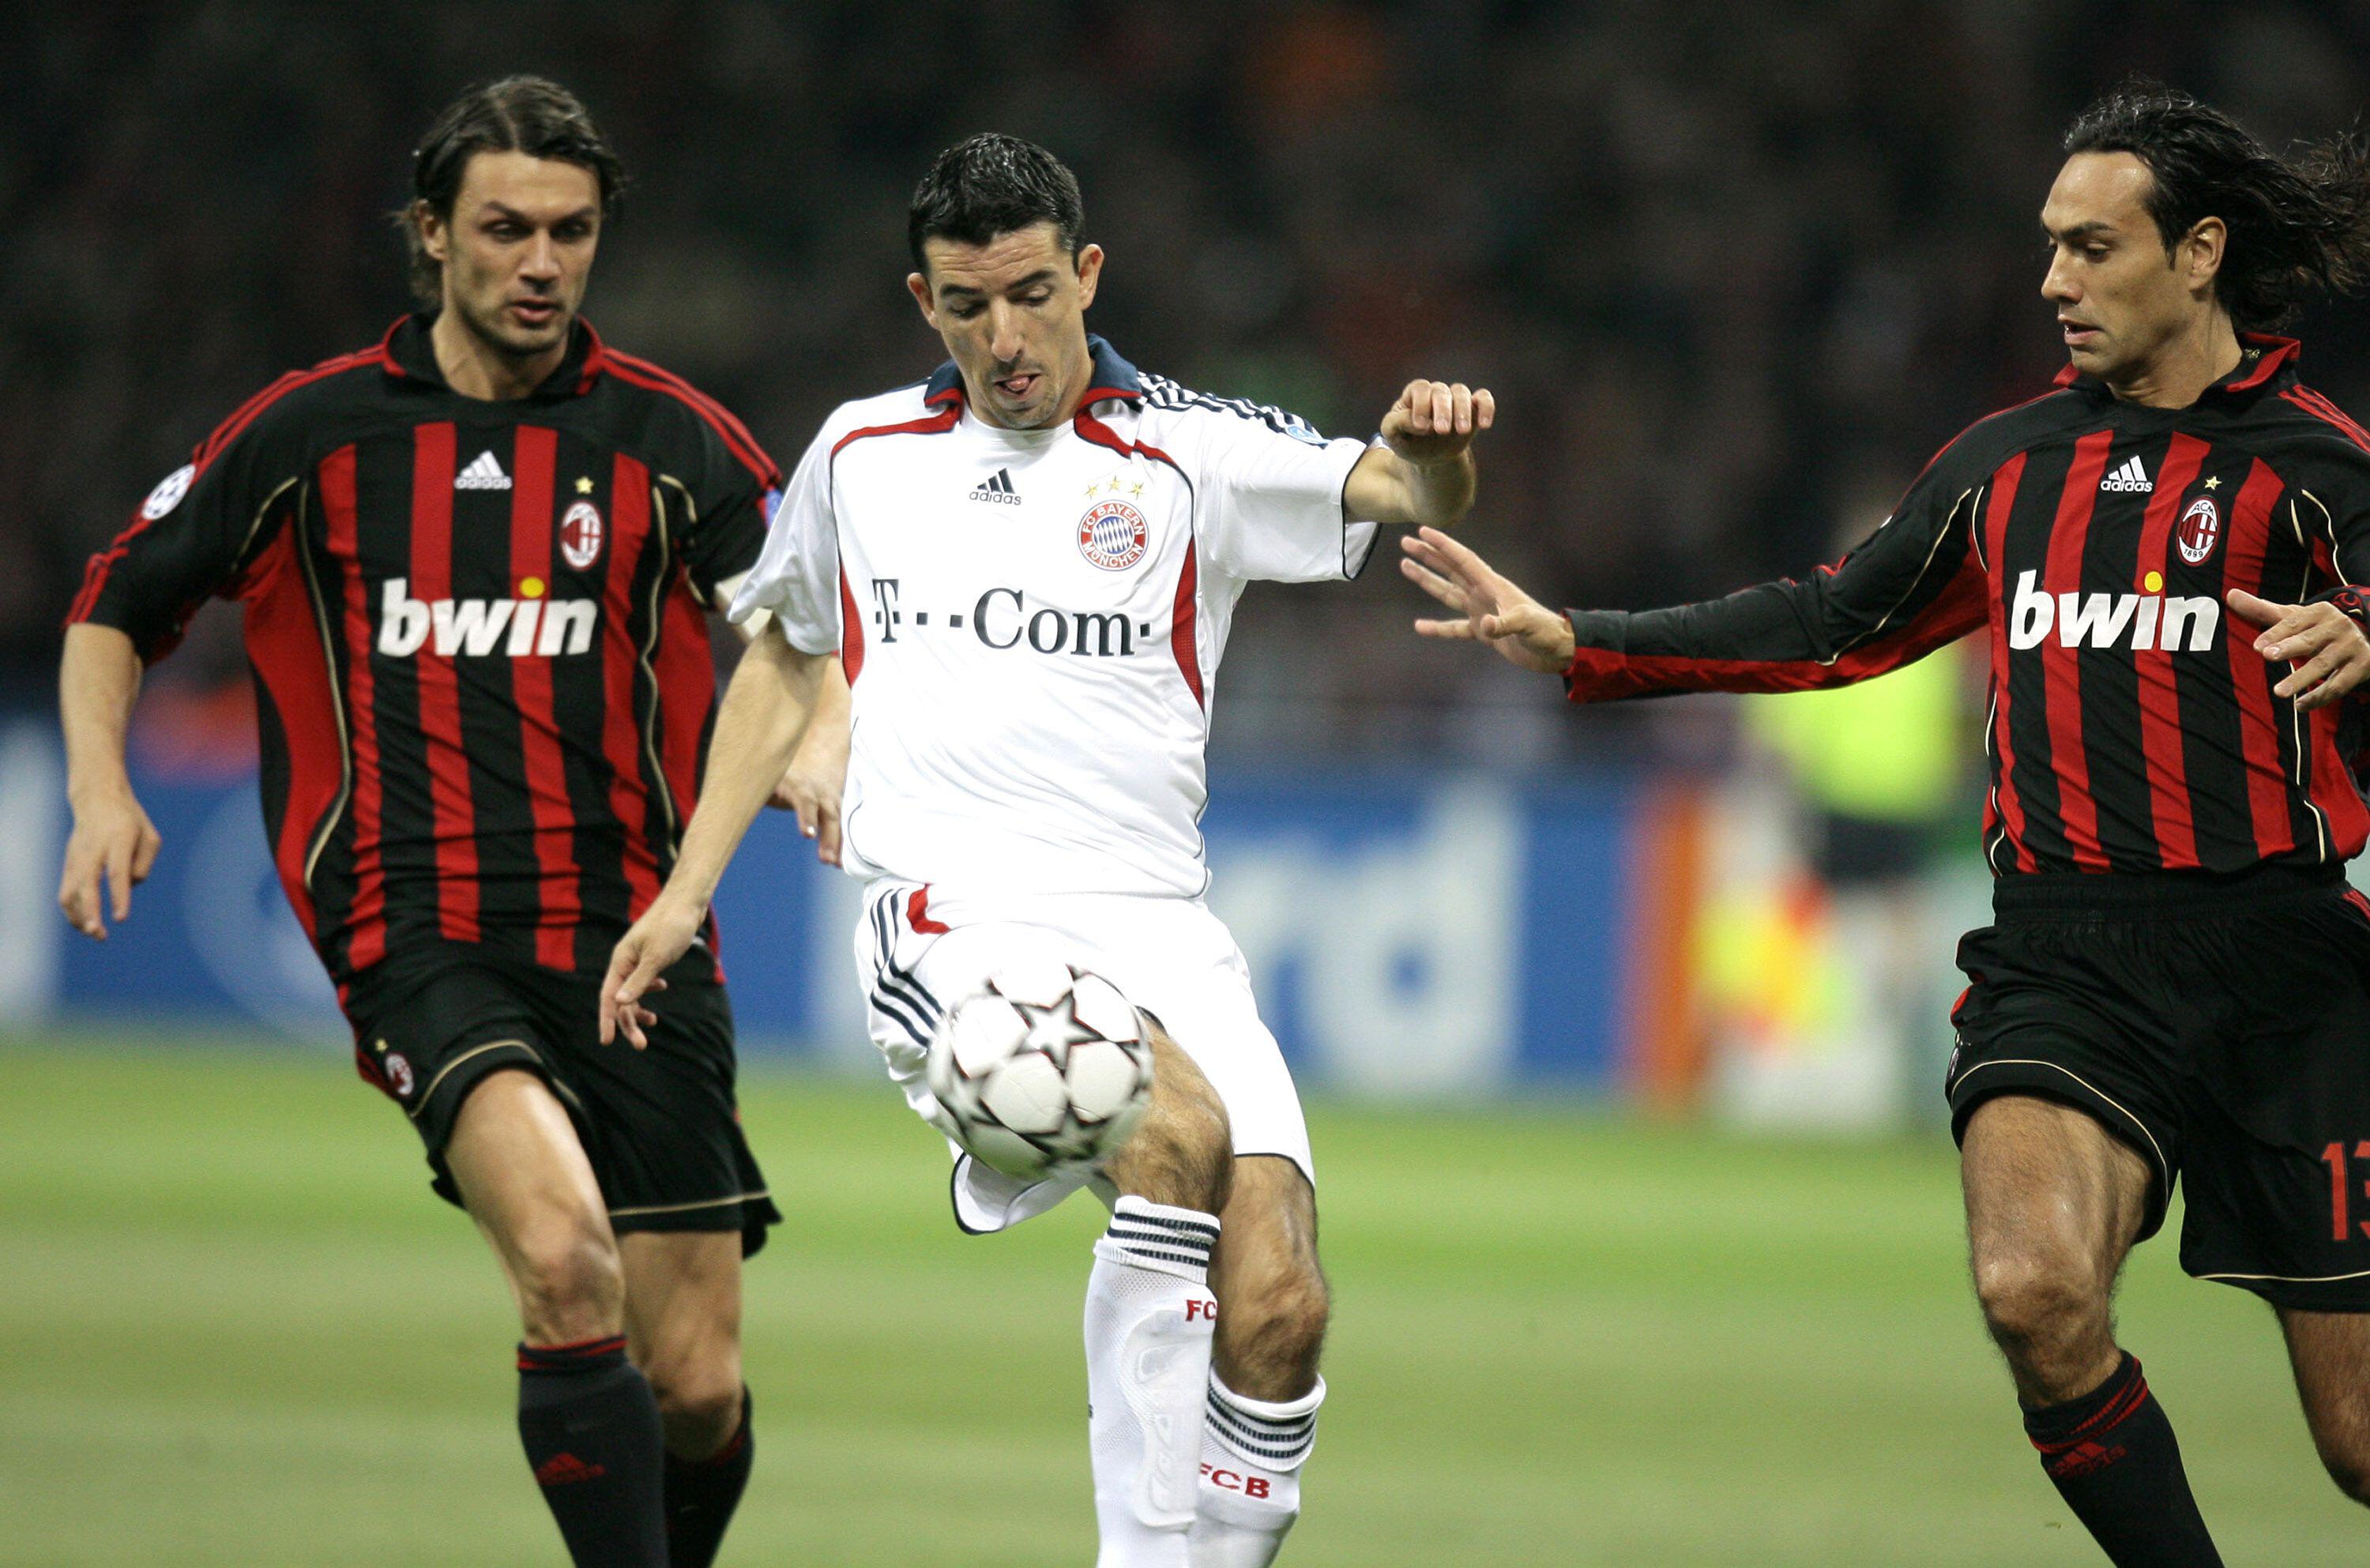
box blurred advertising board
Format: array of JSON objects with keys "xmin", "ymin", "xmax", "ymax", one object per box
[{"xmin": 2, "ymin": 709, "xmax": 1701, "ymax": 1100}]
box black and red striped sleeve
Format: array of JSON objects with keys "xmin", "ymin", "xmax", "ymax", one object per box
[
  {"xmin": 67, "ymin": 383, "xmax": 311, "ymax": 662},
  {"xmin": 1562, "ymin": 438, "xmax": 1994, "ymax": 702},
  {"xmin": 605, "ymin": 352, "xmax": 782, "ymax": 604}
]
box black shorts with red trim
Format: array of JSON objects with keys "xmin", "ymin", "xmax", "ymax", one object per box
[
  {"xmin": 343, "ymin": 939, "xmax": 780, "ymax": 1257},
  {"xmin": 1946, "ymin": 862, "xmax": 2370, "ymax": 1310}
]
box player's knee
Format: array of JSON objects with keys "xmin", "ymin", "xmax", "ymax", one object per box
[
  {"xmin": 643, "ymin": 1356, "xmax": 745, "ymax": 1459},
  {"xmin": 1108, "ymin": 1036, "xmax": 1232, "ymax": 1213},
  {"xmin": 510, "ymin": 1216, "xmax": 624, "ymax": 1341},
  {"xmin": 1970, "ymin": 1250, "xmax": 2097, "ymax": 1358}
]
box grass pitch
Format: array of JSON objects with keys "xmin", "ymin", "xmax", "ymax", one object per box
[{"xmin": 2, "ymin": 1035, "xmax": 2361, "ymax": 1566}]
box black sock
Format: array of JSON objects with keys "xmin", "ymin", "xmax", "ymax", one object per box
[
  {"xmin": 517, "ymin": 1336, "xmax": 668, "ymax": 1567},
  {"xmin": 664, "ymin": 1386, "xmax": 754, "ymax": 1568},
  {"xmin": 2023, "ymin": 1352, "xmax": 2222, "ymax": 1567}
]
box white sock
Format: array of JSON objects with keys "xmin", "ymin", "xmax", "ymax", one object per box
[
  {"xmin": 1085, "ymin": 1197, "xmax": 1222, "ymax": 1568},
  {"xmin": 1187, "ymin": 1373, "xmax": 1324, "ymax": 1567}
]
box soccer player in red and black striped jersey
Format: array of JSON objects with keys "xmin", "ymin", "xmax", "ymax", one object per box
[
  {"xmin": 1404, "ymin": 85, "xmax": 2370, "ymax": 1564},
  {"xmin": 55, "ymin": 78, "xmax": 837, "ymax": 1568}
]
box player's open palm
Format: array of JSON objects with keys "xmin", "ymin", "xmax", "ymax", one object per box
[
  {"xmin": 600, "ymin": 896, "xmax": 700, "ymax": 1048},
  {"xmin": 2228, "ymin": 588, "xmax": 2370, "ymax": 710},
  {"xmin": 58, "ymin": 791, "xmax": 161, "ymax": 940},
  {"xmin": 1401, "ymin": 526, "xmax": 1577, "ymax": 674}
]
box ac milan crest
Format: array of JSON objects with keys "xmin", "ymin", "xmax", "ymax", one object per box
[
  {"xmin": 1078, "ymin": 499, "xmax": 1149, "ymax": 570},
  {"xmin": 560, "ymin": 500, "xmax": 605, "ymax": 571},
  {"xmin": 2176, "ymin": 495, "xmax": 2221, "ymax": 566},
  {"xmin": 384, "ymin": 1051, "xmax": 415, "ymax": 1098}
]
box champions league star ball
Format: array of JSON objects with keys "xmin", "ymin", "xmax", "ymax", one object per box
[{"xmin": 924, "ymin": 961, "xmax": 1155, "ymax": 1180}]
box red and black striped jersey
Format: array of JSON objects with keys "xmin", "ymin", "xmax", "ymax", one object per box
[
  {"xmin": 1563, "ymin": 333, "xmax": 2370, "ymax": 878},
  {"xmin": 70, "ymin": 314, "xmax": 781, "ymax": 990}
]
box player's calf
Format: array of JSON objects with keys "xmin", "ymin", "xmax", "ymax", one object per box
[
  {"xmin": 1085, "ymin": 1032, "xmax": 1232, "ymax": 1565},
  {"xmin": 1191, "ymin": 1156, "xmax": 1329, "ymax": 1567},
  {"xmin": 449, "ymin": 1071, "xmax": 667, "ymax": 1566},
  {"xmin": 1969, "ymin": 1242, "xmax": 2120, "ymax": 1407}
]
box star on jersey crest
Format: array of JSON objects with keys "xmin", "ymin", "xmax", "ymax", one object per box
[
  {"xmin": 575, "ymin": 476, "xmax": 596, "ymax": 495},
  {"xmin": 2203, "ymin": 476, "xmax": 2221, "ymax": 490}
]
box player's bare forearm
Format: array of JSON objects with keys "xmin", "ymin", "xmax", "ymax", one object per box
[
  {"xmin": 59, "ymin": 624, "xmax": 142, "ymax": 809},
  {"xmin": 669, "ymin": 622, "xmax": 827, "ymax": 909},
  {"xmin": 773, "ymin": 656, "xmax": 851, "ymax": 863},
  {"xmin": 57, "ymin": 622, "xmax": 163, "ymax": 938},
  {"xmin": 603, "ymin": 622, "xmax": 826, "ymax": 1044},
  {"xmin": 1346, "ymin": 379, "xmax": 1495, "ymax": 526}
]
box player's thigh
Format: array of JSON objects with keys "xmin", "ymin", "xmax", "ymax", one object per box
[
  {"xmin": 1960, "ymin": 1092, "xmax": 2152, "ymax": 1298},
  {"xmin": 620, "ymin": 1231, "xmax": 743, "ymax": 1399},
  {"xmin": 446, "ymin": 1068, "xmax": 619, "ymax": 1302},
  {"xmin": 2281, "ymin": 1307, "xmax": 2370, "ymax": 1491}
]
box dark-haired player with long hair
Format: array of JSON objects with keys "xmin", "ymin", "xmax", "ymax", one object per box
[
  {"xmin": 57, "ymin": 77, "xmax": 837, "ymax": 1567},
  {"xmin": 1405, "ymin": 85, "xmax": 2370, "ymax": 1563}
]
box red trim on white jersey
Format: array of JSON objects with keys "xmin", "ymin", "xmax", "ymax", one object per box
[{"xmin": 1075, "ymin": 408, "xmax": 1202, "ymax": 708}]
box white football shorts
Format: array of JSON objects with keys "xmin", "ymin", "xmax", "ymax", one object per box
[{"xmin": 852, "ymin": 878, "xmax": 1315, "ymax": 1233}]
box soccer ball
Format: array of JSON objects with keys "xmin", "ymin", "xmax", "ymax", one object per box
[{"xmin": 924, "ymin": 960, "xmax": 1155, "ymax": 1179}]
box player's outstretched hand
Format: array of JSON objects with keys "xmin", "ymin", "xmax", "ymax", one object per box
[
  {"xmin": 769, "ymin": 748, "xmax": 846, "ymax": 868},
  {"xmin": 1401, "ymin": 527, "xmax": 1577, "ymax": 674},
  {"xmin": 1379, "ymin": 379, "xmax": 1496, "ymax": 465},
  {"xmin": 600, "ymin": 894, "xmax": 700, "ymax": 1048},
  {"xmin": 57, "ymin": 790, "xmax": 161, "ymax": 940},
  {"xmin": 2229, "ymin": 588, "xmax": 2370, "ymax": 711}
]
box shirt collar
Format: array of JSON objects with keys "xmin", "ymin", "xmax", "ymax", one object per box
[
  {"xmin": 924, "ymin": 333, "xmax": 1145, "ymax": 410},
  {"xmin": 378, "ymin": 311, "xmax": 608, "ymax": 399},
  {"xmin": 2052, "ymin": 331, "xmax": 2300, "ymax": 403}
]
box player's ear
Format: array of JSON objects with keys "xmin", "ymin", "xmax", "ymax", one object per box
[
  {"xmin": 415, "ymin": 201, "xmax": 449, "ymax": 266},
  {"xmin": 905, "ymin": 270, "xmax": 938, "ymax": 329},
  {"xmin": 1074, "ymin": 243, "xmax": 1104, "ymax": 310},
  {"xmin": 2184, "ymin": 216, "xmax": 2226, "ymax": 296}
]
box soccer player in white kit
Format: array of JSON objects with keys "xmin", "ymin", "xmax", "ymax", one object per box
[{"xmin": 601, "ymin": 134, "xmax": 1493, "ymax": 1566}]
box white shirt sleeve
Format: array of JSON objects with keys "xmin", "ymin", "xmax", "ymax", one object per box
[
  {"xmin": 727, "ymin": 419, "xmax": 841, "ymax": 655},
  {"xmin": 1185, "ymin": 404, "xmax": 1379, "ymax": 584}
]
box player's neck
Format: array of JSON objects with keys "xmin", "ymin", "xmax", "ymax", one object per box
[
  {"xmin": 431, "ymin": 309, "xmax": 568, "ymax": 401},
  {"xmin": 2105, "ymin": 311, "xmax": 2243, "ymax": 410}
]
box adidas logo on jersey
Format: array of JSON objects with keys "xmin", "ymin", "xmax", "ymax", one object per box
[
  {"xmin": 971, "ymin": 468, "xmax": 1021, "ymax": 505},
  {"xmin": 455, "ymin": 450, "xmax": 512, "ymax": 491},
  {"xmin": 2097, "ymin": 455, "xmax": 2153, "ymax": 493},
  {"xmin": 377, "ymin": 578, "xmax": 596, "ymax": 657},
  {"xmin": 2007, "ymin": 570, "xmax": 2219, "ymax": 652}
]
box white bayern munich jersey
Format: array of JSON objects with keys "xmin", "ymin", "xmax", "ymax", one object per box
[{"xmin": 731, "ymin": 337, "xmax": 1378, "ymax": 898}]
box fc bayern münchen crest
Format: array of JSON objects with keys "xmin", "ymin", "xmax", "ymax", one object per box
[
  {"xmin": 2176, "ymin": 495, "xmax": 2221, "ymax": 566},
  {"xmin": 1078, "ymin": 498, "xmax": 1149, "ymax": 570},
  {"xmin": 560, "ymin": 500, "xmax": 605, "ymax": 571}
]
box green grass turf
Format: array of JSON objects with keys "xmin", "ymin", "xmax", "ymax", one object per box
[{"xmin": 1, "ymin": 1034, "xmax": 2362, "ymax": 1566}]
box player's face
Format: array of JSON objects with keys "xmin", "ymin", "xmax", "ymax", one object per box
[
  {"xmin": 908, "ymin": 224, "xmax": 1104, "ymax": 430},
  {"xmin": 2039, "ymin": 151, "xmax": 2213, "ymax": 385},
  {"xmin": 419, "ymin": 151, "xmax": 601, "ymax": 360}
]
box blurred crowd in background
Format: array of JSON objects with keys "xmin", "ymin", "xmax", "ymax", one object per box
[{"xmin": 9, "ymin": 0, "xmax": 2369, "ymax": 786}]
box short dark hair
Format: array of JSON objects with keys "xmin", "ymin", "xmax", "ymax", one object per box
[
  {"xmin": 401, "ymin": 76, "xmax": 626, "ymax": 306},
  {"xmin": 2064, "ymin": 79, "xmax": 2370, "ymax": 329},
  {"xmin": 908, "ymin": 133, "xmax": 1085, "ymax": 273}
]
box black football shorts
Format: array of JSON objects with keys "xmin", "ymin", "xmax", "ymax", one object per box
[
  {"xmin": 1947, "ymin": 863, "xmax": 2370, "ymax": 1310},
  {"xmin": 342, "ymin": 939, "xmax": 780, "ymax": 1257}
]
